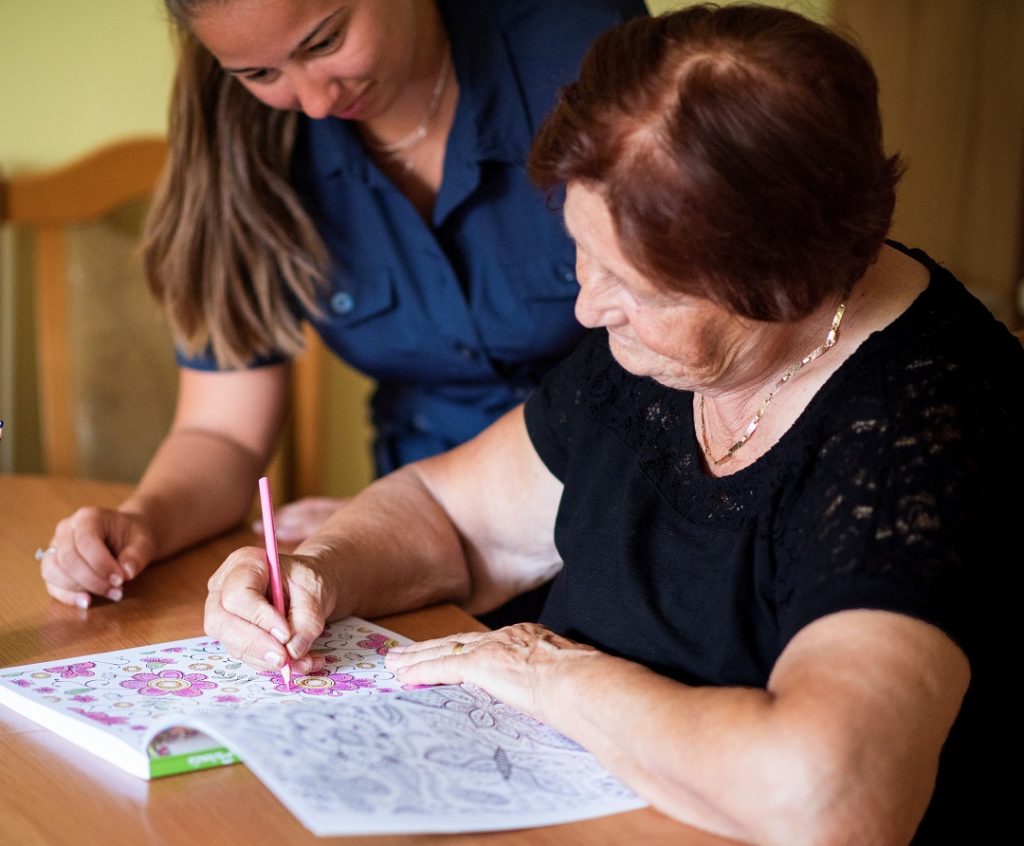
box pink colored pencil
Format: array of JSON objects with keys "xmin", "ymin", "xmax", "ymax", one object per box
[{"xmin": 257, "ymin": 476, "xmax": 292, "ymax": 690}]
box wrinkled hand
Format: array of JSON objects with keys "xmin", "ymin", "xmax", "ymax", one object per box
[
  {"xmin": 251, "ymin": 496, "xmax": 348, "ymax": 543},
  {"xmin": 384, "ymin": 623, "xmax": 598, "ymax": 721},
  {"xmin": 40, "ymin": 507, "xmax": 157, "ymax": 609},
  {"xmin": 204, "ymin": 546, "xmax": 336, "ymax": 675}
]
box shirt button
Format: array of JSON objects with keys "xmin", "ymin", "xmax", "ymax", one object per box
[
  {"xmin": 559, "ymin": 263, "xmax": 577, "ymax": 283},
  {"xmin": 330, "ymin": 291, "xmax": 355, "ymax": 315},
  {"xmin": 455, "ymin": 343, "xmax": 478, "ymax": 360}
]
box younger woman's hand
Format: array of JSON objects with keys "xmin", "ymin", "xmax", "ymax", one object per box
[
  {"xmin": 251, "ymin": 496, "xmax": 349, "ymax": 543},
  {"xmin": 39, "ymin": 507, "xmax": 157, "ymax": 609}
]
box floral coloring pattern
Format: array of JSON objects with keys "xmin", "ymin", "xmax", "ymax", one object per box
[
  {"xmin": 43, "ymin": 662, "xmax": 95, "ymax": 679},
  {"xmin": 0, "ymin": 618, "xmax": 412, "ymax": 764},
  {"xmin": 268, "ymin": 670, "xmax": 376, "ymax": 696},
  {"xmin": 121, "ymin": 670, "xmax": 217, "ymax": 698},
  {"xmin": 357, "ymin": 633, "xmax": 399, "ymax": 656}
]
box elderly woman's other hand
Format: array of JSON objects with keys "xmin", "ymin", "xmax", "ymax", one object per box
[
  {"xmin": 384, "ymin": 624, "xmax": 600, "ymax": 721},
  {"xmin": 204, "ymin": 546, "xmax": 335, "ymax": 675}
]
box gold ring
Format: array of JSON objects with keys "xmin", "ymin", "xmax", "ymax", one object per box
[{"xmin": 451, "ymin": 641, "xmax": 465, "ymax": 656}]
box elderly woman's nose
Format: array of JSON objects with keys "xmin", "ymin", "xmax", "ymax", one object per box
[{"xmin": 574, "ymin": 281, "xmax": 619, "ymax": 328}]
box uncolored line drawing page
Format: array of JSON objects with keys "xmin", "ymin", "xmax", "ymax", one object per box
[{"xmin": 191, "ymin": 682, "xmax": 647, "ymax": 835}]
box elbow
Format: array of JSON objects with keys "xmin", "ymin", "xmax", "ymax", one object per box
[{"xmin": 754, "ymin": 727, "xmax": 930, "ymax": 846}]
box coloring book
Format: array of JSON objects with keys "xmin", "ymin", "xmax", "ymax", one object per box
[{"xmin": 0, "ymin": 617, "xmax": 646, "ymax": 835}]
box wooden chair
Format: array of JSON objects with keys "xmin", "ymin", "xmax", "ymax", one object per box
[
  {"xmin": 1, "ymin": 135, "xmax": 373, "ymax": 504},
  {"xmin": 2, "ymin": 137, "xmax": 173, "ymax": 480}
]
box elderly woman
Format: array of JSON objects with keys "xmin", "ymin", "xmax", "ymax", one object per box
[{"xmin": 205, "ymin": 5, "xmax": 1021, "ymax": 845}]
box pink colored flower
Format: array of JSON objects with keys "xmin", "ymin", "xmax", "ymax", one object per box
[
  {"xmin": 357, "ymin": 633, "xmax": 399, "ymax": 656},
  {"xmin": 143, "ymin": 656, "xmax": 176, "ymax": 665},
  {"xmin": 43, "ymin": 661, "xmax": 95, "ymax": 679},
  {"xmin": 120, "ymin": 670, "xmax": 216, "ymax": 698},
  {"xmin": 36, "ymin": 687, "xmax": 56, "ymax": 694},
  {"xmin": 70, "ymin": 708, "xmax": 129, "ymax": 726},
  {"xmin": 214, "ymin": 695, "xmax": 241, "ymax": 703},
  {"xmin": 11, "ymin": 679, "xmax": 31, "ymax": 688},
  {"xmin": 70, "ymin": 694, "xmax": 96, "ymax": 702},
  {"xmin": 270, "ymin": 670, "xmax": 375, "ymax": 696}
]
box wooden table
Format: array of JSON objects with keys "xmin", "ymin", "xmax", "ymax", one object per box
[{"xmin": 0, "ymin": 474, "xmax": 738, "ymax": 845}]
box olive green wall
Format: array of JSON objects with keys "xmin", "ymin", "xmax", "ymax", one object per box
[{"xmin": 0, "ymin": 1, "xmax": 175, "ymax": 171}]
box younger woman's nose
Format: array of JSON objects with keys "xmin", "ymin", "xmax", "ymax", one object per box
[{"xmin": 292, "ymin": 73, "xmax": 340, "ymax": 119}]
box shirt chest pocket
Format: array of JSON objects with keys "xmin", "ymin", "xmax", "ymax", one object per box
[
  {"xmin": 316, "ymin": 270, "xmax": 430, "ymax": 376},
  {"xmin": 324, "ymin": 271, "xmax": 396, "ymax": 327}
]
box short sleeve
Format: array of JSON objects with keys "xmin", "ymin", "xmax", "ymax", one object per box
[
  {"xmin": 524, "ymin": 331, "xmax": 606, "ymax": 481},
  {"xmin": 174, "ymin": 345, "xmax": 287, "ymax": 372},
  {"xmin": 774, "ymin": 331, "xmax": 1019, "ymax": 665}
]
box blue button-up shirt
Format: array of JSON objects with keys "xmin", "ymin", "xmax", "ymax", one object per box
[{"xmin": 181, "ymin": 0, "xmax": 647, "ymax": 473}]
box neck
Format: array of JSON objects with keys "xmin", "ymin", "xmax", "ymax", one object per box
[
  {"xmin": 361, "ymin": 5, "xmax": 451, "ymax": 149},
  {"xmin": 699, "ymin": 286, "xmax": 853, "ymax": 466}
]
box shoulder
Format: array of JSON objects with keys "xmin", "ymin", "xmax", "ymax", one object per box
[{"xmin": 822, "ymin": 247, "xmax": 1023, "ymax": 444}]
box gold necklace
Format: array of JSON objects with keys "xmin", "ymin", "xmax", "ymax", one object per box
[
  {"xmin": 699, "ymin": 289, "xmax": 851, "ymax": 466},
  {"xmin": 366, "ymin": 48, "xmax": 451, "ymax": 165}
]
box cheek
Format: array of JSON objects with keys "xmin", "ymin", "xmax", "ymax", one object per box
[{"xmin": 237, "ymin": 82, "xmax": 297, "ymax": 112}]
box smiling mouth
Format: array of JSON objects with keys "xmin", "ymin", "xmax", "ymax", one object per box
[{"xmin": 334, "ymin": 85, "xmax": 373, "ymax": 120}]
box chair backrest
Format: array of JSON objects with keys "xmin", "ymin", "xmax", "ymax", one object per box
[
  {"xmin": 1, "ymin": 135, "xmax": 371, "ymax": 499},
  {"xmin": 4, "ymin": 137, "xmax": 174, "ymax": 480}
]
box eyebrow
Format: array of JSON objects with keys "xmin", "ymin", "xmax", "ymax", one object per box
[{"xmin": 220, "ymin": 6, "xmax": 346, "ymax": 75}]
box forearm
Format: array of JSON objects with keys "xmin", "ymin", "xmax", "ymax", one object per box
[
  {"xmin": 120, "ymin": 427, "xmax": 264, "ymax": 559},
  {"xmin": 531, "ymin": 616, "xmax": 960, "ymax": 846},
  {"xmin": 293, "ymin": 465, "xmax": 473, "ymax": 622},
  {"xmin": 538, "ymin": 653, "xmax": 789, "ymax": 843}
]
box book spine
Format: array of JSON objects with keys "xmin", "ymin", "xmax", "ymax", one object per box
[{"xmin": 149, "ymin": 746, "xmax": 241, "ymax": 779}]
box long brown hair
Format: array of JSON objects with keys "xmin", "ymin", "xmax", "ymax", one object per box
[
  {"xmin": 144, "ymin": 6, "xmax": 326, "ymax": 368},
  {"xmin": 529, "ymin": 3, "xmax": 903, "ymax": 323}
]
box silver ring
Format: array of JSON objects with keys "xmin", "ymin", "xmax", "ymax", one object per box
[{"xmin": 35, "ymin": 546, "xmax": 58, "ymax": 561}]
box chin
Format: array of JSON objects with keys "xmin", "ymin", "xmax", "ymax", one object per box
[{"xmin": 607, "ymin": 334, "xmax": 650, "ymax": 377}]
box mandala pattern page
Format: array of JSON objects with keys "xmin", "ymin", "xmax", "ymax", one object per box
[{"xmin": 191, "ymin": 683, "xmax": 647, "ymax": 835}]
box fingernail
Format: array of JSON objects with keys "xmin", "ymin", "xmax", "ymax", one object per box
[
  {"xmin": 106, "ymin": 588, "xmax": 123, "ymax": 602},
  {"xmin": 76, "ymin": 594, "xmax": 90, "ymax": 610},
  {"xmin": 287, "ymin": 638, "xmax": 308, "ymax": 660},
  {"xmin": 123, "ymin": 561, "xmax": 137, "ymax": 580},
  {"xmin": 264, "ymin": 651, "xmax": 283, "ymax": 668},
  {"xmin": 109, "ymin": 573, "xmax": 123, "ymax": 588},
  {"xmin": 271, "ymin": 627, "xmax": 288, "ymax": 644}
]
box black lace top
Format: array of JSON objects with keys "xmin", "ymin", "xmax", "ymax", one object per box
[{"xmin": 524, "ymin": 245, "xmax": 1023, "ymax": 842}]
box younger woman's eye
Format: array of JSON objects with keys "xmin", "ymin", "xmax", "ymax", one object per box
[
  {"xmin": 242, "ymin": 68, "xmax": 279, "ymax": 85},
  {"xmin": 308, "ymin": 31, "xmax": 341, "ymax": 54}
]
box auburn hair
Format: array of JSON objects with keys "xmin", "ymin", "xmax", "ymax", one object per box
[{"xmin": 529, "ymin": 3, "xmax": 904, "ymax": 322}]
